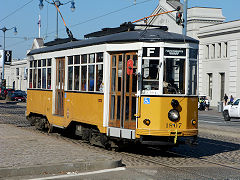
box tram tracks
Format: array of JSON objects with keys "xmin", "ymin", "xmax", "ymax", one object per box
[{"xmin": 24, "ymin": 126, "xmax": 240, "ymax": 179}]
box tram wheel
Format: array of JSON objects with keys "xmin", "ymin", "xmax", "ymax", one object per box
[
  {"xmin": 35, "ymin": 117, "xmax": 47, "ymax": 131},
  {"xmin": 223, "ymin": 111, "xmax": 231, "ymax": 121}
]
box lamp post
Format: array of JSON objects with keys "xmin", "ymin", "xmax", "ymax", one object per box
[
  {"xmin": 39, "ymin": 0, "xmax": 75, "ymax": 39},
  {"xmin": 183, "ymin": 0, "xmax": 188, "ymax": 36},
  {"xmin": 0, "ymin": 26, "xmax": 17, "ymax": 80},
  {"xmin": 0, "ymin": 26, "xmax": 17, "ymax": 96}
]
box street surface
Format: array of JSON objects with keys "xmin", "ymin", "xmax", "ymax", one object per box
[{"xmin": 0, "ymin": 102, "xmax": 240, "ymax": 180}]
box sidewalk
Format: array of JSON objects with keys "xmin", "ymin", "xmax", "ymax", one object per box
[
  {"xmin": 198, "ymin": 106, "xmax": 222, "ymax": 117},
  {"xmin": 198, "ymin": 106, "xmax": 240, "ymax": 139},
  {"xmin": 0, "ymin": 124, "xmax": 121, "ymax": 179}
]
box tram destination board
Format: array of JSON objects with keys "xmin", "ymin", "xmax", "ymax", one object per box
[{"xmin": 164, "ymin": 47, "xmax": 186, "ymax": 56}]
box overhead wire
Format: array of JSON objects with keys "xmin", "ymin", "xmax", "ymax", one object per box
[
  {"xmin": 45, "ymin": 0, "xmax": 154, "ymax": 36},
  {"xmin": 6, "ymin": 0, "xmax": 154, "ymax": 51},
  {"xmin": 0, "ymin": 0, "xmax": 34, "ymax": 23}
]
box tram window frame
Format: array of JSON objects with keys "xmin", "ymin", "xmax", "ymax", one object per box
[
  {"xmin": 28, "ymin": 58, "xmax": 51, "ymax": 89},
  {"xmin": 68, "ymin": 56, "xmax": 74, "ymax": 90},
  {"xmin": 67, "ymin": 52, "xmax": 104, "ymax": 92},
  {"xmin": 188, "ymin": 60, "xmax": 197, "ymax": 95},
  {"xmin": 163, "ymin": 58, "xmax": 186, "ymax": 95},
  {"xmin": 142, "ymin": 58, "xmax": 160, "ymax": 91}
]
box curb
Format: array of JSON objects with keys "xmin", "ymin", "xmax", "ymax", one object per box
[{"xmin": 0, "ymin": 159, "xmax": 122, "ymax": 178}]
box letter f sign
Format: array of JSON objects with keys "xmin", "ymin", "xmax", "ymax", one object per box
[{"xmin": 147, "ymin": 48, "xmax": 155, "ymax": 57}]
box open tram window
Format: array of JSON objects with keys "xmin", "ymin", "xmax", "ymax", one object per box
[
  {"xmin": 163, "ymin": 58, "xmax": 185, "ymax": 94},
  {"xmin": 142, "ymin": 59, "xmax": 160, "ymax": 90}
]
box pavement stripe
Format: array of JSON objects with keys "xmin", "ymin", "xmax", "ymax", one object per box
[
  {"xmin": 199, "ymin": 120, "xmax": 222, "ymax": 124},
  {"xmin": 28, "ymin": 167, "xmax": 126, "ymax": 180}
]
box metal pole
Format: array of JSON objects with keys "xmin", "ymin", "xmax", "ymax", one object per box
[
  {"xmin": 56, "ymin": 8, "xmax": 58, "ymax": 39},
  {"xmin": 2, "ymin": 30, "xmax": 5, "ymax": 80},
  {"xmin": 183, "ymin": 0, "xmax": 188, "ymax": 36}
]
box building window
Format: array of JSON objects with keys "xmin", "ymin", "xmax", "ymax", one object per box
[
  {"xmin": 208, "ymin": 73, "xmax": 213, "ymax": 99},
  {"xmin": 220, "ymin": 73, "xmax": 225, "ymax": 100},
  {"xmin": 217, "ymin": 43, "xmax": 221, "ymax": 58},
  {"xmin": 210, "ymin": 44, "xmax": 215, "ymax": 59},
  {"xmin": 223, "ymin": 42, "xmax": 228, "ymax": 58},
  {"xmin": 205, "ymin": 45, "xmax": 209, "ymax": 59},
  {"xmin": 16, "ymin": 68, "xmax": 19, "ymax": 76}
]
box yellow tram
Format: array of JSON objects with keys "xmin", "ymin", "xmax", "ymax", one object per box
[{"xmin": 26, "ymin": 24, "xmax": 199, "ymax": 148}]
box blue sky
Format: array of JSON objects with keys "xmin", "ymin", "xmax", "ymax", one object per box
[{"xmin": 0, "ymin": 0, "xmax": 239, "ymax": 59}]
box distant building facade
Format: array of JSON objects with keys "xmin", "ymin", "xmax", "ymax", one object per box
[
  {"xmin": 148, "ymin": 0, "xmax": 227, "ymax": 106},
  {"xmin": 198, "ymin": 20, "xmax": 240, "ymax": 106},
  {"xmin": 3, "ymin": 59, "xmax": 28, "ymax": 91}
]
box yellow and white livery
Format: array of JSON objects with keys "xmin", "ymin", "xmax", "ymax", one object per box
[{"xmin": 26, "ymin": 26, "xmax": 199, "ymax": 148}]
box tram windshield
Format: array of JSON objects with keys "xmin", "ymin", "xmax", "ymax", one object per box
[
  {"xmin": 142, "ymin": 59, "xmax": 160, "ymax": 90},
  {"xmin": 163, "ymin": 58, "xmax": 185, "ymax": 94}
]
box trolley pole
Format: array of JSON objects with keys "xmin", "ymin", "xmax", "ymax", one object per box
[{"xmin": 183, "ymin": 0, "xmax": 188, "ymax": 36}]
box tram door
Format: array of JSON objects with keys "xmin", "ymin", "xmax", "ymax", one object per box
[
  {"xmin": 109, "ymin": 52, "xmax": 138, "ymax": 129},
  {"xmin": 55, "ymin": 57, "xmax": 65, "ymax": 116}
]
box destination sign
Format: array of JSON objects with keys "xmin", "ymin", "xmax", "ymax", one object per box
[
  {"xmin": 142, "ymin": 47, "xmax": 160, "ymax": 57},
  {"xmin": 164, "ymin": 47, "xmax": 186, "ymax": 56}
]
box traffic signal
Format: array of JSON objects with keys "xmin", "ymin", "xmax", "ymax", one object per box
[
  {"xmin": 176, "ymin": 11, "xmax": 183, "ymax": 25},
  {"xmin": 2, "ymin": 79, "xmax": 6, "ymax": 89}
]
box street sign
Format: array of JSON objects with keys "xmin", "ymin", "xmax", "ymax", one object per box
[{"xmin": 4, "ymin": 50, "xmax": 12, "ymax": 65}]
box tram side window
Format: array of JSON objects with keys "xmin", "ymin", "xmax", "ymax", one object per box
[
  {"xmin": 88, "ymin": 65, "xmax": 95, "ymax": 91},
  {"xmin": 142, "ymin": 59, "xmax": 160, "ymax": 90},
  {"xmin": 163, "ymin": 58, "xmax": 185, "ymax": 94},
  {"xmin": 74, "ymin": 66, "xmax": 80, "ymax": 90},
  {"xmin": 188, "ymin": 61, "xmax": 197, "ymax": 95},
  {"xmin": 96, "ymin": 52, "xmax": 103, "ymax": 63},
  {"xmin": 47, "ymin": 68, "xmax": 51, "ymax": 89},
  {"xmin": 42, "ymin": 68, "xmax": 46, "ymax": 89},
  {"xmin": 68, "ymin": 67, "xmax": 73, "ymax": 90},
  {"xmin": 81, "ymin": 66, "xmax": 87, "ymax": 91},
  {"xmin": 29, "ymin": 69, "xmax": 32, "ymax": 88},
  {"xmin": 38, "ymin": 69, "xmax": 41, "ymax": 88},
  {"xmin": 96, "ymin": 64, "xmax": 103, "ymax": 92},
  {"xmin": 47, "ymin": 59, "xmax": 52, "ymax": 89}
]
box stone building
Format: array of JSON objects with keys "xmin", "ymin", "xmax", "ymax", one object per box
[
  {"xmin": 3, "ymin": 59, "xmax": 28, "ymax": 91},
  {"xmin": 198, "ymin": 20, "xmax": 240, "ymax": 106}
]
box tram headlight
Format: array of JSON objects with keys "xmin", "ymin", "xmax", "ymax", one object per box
[{"xmin": 168, "ymin": 109, "xmax": 180, "ymax": 122}]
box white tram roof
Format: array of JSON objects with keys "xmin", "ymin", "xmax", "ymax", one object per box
[{"xmin": 27, "ymin": 28, "xmax": 198, "ymax": 56}]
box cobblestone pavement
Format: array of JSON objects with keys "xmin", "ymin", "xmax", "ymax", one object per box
[{"xmin": 1, "ymin": 102, "xmax": 240, "ymax": 179}]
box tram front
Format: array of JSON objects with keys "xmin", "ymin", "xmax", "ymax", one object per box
[{"xmin": 136, "ymin": 45, "xmax": 198, "ymax": 146}]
